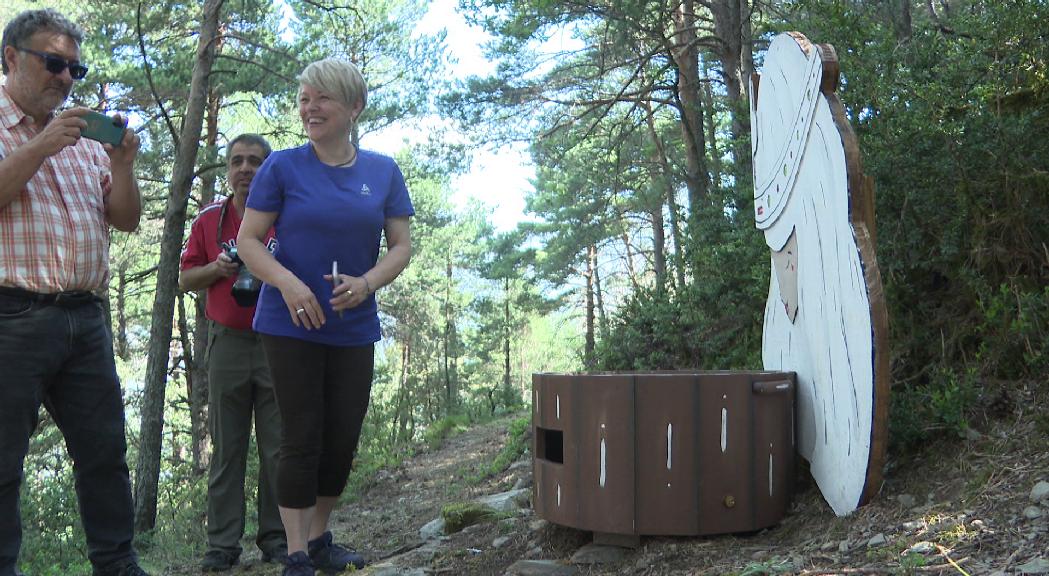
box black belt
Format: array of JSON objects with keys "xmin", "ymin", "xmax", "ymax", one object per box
[{"xmin": 0, "ymin": 286, "xmax": 99, "ymax": 307}]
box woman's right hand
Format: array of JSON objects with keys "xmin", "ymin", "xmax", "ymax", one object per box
[{"xmin": 279, "ymin": 277, "xmax": 324, "ymax": 330}]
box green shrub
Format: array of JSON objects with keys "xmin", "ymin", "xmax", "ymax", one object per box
[
  {"xmin": 470, "ymin": 414, "xmax": 530, "ymax": 484},
  {"xmin": 423, "ymin": 413, "xmax": 472, "ymax": 450}
]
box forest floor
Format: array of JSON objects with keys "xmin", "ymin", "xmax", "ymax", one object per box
[{"xmin": 173, "ymin": 379, "xmax": 1048, "ymax": 575}]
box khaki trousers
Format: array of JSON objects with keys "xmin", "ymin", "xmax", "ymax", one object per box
[{"xmin": 205, "ymin": 321, "xmax": 284, "ymax": 555}]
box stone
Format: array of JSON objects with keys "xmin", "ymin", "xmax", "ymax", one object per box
[
  {"xmin": 897, "ymin": 494, "xmax": 917, "ymax": 508},
  {"xmin": 820, "ymin": 541, "xmax": 837, "ymax": 552},
  {"xmin": 905, "ymin": 541, "xmax": 936, "ymax": 554},
  {"xmin": 493, "ymin": 536, "xmax": 511, "ymax": 548},
  {"xmin": 867, "ymin": 533, "xmax": 888, "ymax": 548},
  {"xmin": 529, "ymin": 519, "xmax": 548, "ymax": 532},
  {"xmin": 1031, "ymin": 481, "xmax": 1049, "ymax": 504},
  {"xmin": 964, "ymin": 427, "xmax": 981, "ymax": 441},
  {"xmin": 513, "ymin": 476, "xmax": 534, "ymax": 490},
  {"xmin": 1016, "ymin": 558, "xmax": 1049, "ymax": 574},
  {"xmin": 478, "ymin": 488, "xmax": 532, "ymax": 512},
  {"xmin": 369, "ymin": 566, "xmax": 429, "ymax": 576},
  {"xmin": 902, "ymin": 520, "xmax": 923, "ymax": 532},
  {"xmin": 1023, "ymin": 506, "xmax": 1044, "ymax": 520},
  {"xmin": 419, "ymin": 517, "xmax": 445, "ymax": 540},
  {"xmin": 838, "ymin": 540, "xmax": 850, "ymax": 553},
  {"xmin": 570, "ymin": 544, "xmax": 629, "ymax": 565},
  {"xmin": 509, "ymin": 459, "xmax": 531, "ymax": 471},
  {"xmin": 504, "ymin": 559, "xmax": 579, "ymax": 575}
]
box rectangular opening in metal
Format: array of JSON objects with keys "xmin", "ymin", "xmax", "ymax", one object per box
[{"xmin": 536, "ymin": 427, "xmax": 564, "ymax": 464}]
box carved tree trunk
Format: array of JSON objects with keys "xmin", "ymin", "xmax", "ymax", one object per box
[{"xmin": 134, "ymin": 0, "xmax": 225, "ymax": 531}]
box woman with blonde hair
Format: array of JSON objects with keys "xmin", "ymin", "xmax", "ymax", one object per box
[{"xmin": 237, "ymin": 57, "xmax": 413, "ymax": 576}]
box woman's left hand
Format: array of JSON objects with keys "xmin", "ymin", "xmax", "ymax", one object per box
[{"xmin": 325, "ymin": 273, "xmax": 370, "ymax": 312}]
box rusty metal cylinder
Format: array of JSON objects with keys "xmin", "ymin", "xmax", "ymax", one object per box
[{"xmin": 532, "ymin": 371, "xmax": 796, "ymax": 536}]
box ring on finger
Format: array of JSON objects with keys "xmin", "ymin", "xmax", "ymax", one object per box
[{"xmin": 296, "ymin": 308, "xmax": 306, "ymax": 314}]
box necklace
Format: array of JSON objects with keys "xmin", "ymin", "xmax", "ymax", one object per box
[
  {"xmin": 312, "ymin": 143, "xmax": 357, "ymax": 167},
  {"xmin": 334, "ymin": 146, "xmax": 357, "ymax": 167}
]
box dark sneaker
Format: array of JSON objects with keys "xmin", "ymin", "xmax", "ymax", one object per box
[
  {"xmin": 261, "ymin": 541, "xmax": 289, "ymax": 564},
  {"xmin": 200, "ymin": 549, "xmax": 239, "ymax": 572},
  {"xmin": 307, "ymin": 531, "xmax": 365, "ymax": 573},
  {"xmin": 282, "ymin": 551, "xmax": 314, "ymax": 576}
]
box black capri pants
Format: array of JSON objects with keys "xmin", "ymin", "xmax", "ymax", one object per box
[{"xmin": 260, "ymin": 334, "xmax": 374, "ymax": 509}]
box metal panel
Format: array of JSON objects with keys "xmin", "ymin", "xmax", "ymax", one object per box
[
  {"xmin": 533, "ymin": 373, "xmax": 579, "ymax": 527},
  {"xmin": 636, "ymin": 374, "xmax": 699, "ymax": 534},
  {"xmin": 751, "ymin": 375, "xmax": 796, "ymax": 529},
  {"xmin": 575, "ymin": 374, "xmax": 635, "ymax": 534},
  {"xmin": 696, "ymin": 373, "xmax": 755, "ymax": 535}
]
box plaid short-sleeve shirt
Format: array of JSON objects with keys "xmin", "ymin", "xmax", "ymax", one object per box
[{"xmin": 0, "ymin": 86, "xmax": 113, "ymax": 292}]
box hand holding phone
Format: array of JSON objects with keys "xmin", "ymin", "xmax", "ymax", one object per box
[{"xmin": 80, "ymin": 111, "xmax": 125, "ymax": 147}]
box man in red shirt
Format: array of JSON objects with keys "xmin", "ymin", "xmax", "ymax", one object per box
[
  {"xmin": 179, "ymin": 134, "xmax": 283, "ymax": 571},
  {"xmin": 0, "ymin": 9, "xmax": 147, "ymax": 576}
]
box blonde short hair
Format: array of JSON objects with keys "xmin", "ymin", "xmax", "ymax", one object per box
[{"xmin": 297, "ymin": 58, "xmax": 367, "ymax": 112}]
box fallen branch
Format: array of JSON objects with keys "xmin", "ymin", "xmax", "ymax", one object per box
[{"xmin": 935, "ymin": 545, "xmax": 972, "ymax": 576}]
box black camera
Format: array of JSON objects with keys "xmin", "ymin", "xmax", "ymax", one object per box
[{"xmin": 226, "ymin": 247, "xmax": 261, "ymax": 307}]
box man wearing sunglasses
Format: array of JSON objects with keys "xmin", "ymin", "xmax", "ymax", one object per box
[{"xmin": 0, "ymin": 8, "xmax": 147, "ymax": 576}]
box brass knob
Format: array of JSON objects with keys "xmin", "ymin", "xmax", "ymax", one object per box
[{"xmin": 724, "ymin": 495, "xmax": 736, "ymax": 508}]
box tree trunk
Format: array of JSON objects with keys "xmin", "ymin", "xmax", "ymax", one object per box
[
  {"xmin": 584, "ymin": 244, "xmax": 596, "ymax": 369},
  {"xmin": 189, "ymin": 294, "xmax": 210, "ymax": 475},
  {"xmin": 134, "ymin": 0, "xmax": 225, "ymax": 532},
  {"xmin": 593, "ymin": 249, "xmax": 608, "ymax": 338},
  {"xmin": 637, "ymin": 100, "xmax": 688, "ymax": 291},
  {"xmin": 503, "ymin": 277, "xmax": 512, "ymax": 399},
  {"xmin": 621, "ymin": 229, "xmax": 640, "ymax": 290},
  {"xmin": 443, "ymin": 258, "xmax": 455, "ymax": 413},
  {"xmin": 396, "ymin": 339, "xmax": 413, "ymax": 444},
  {"xmin": 115, "ymin": 268, "xmax": 129, "ymax": 360},
  {"xmin": 184, "ymin": 88, "xmax": 223, "ymax": 476},
  {"xmin": 700, "ymin": 61, "xmax": 723, "ymax": 188},
  {"xmin": 895, "ymin": 0, "xmax": 913, "ymax": 42},
  {"xmin": 710, "ymin": 0, "xmax": 752, "ymax": 171},
  {"xmin": 670, "ymin": 0, "xmax": 711, "ymax": 245},
  {"xmin": 176, "ymin": 294, "xmax": 208, "ymax": 474}
]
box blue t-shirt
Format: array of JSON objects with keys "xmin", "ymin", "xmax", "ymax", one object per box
[{"xmin": 246, "ymin": 144, "xmax": 414, "ymax": 346}]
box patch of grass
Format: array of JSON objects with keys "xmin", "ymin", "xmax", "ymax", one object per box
[
  {"xmin": 899, "ymin": 552, "xmax": 928, "ymax": 573},
  {"xmin": 423, "ymin": 413, "xmax": 472, "ymax": 450},
  {"xmin": 734, "ymin": 558, "xmax": 793, "ymax": 576},
  {"xmin": 468, "ymin": 414, "xmax": 530, "ymax": 484},
  {"xmin": 440, "ymin": 502, "xmax": 512, "ymax": 533},
  {"xmin": 341, "ymin": 445, "xmax": 414, "ymax": 505}
]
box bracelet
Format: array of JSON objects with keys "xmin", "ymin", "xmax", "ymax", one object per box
[{"xmin": 362, "ymin": 275, "xmax": 372, "ymax": 294}]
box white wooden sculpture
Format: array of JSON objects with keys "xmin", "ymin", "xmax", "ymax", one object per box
[{"xmin": 751, "ymin": 32, "xmax": 890, "ymax": 516}]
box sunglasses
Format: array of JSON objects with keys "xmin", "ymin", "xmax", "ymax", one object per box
[{"xmin": 16, "ymin": 47, "xmax": 88, "ymax": 80}]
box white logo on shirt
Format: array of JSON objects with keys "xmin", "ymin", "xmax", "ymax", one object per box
[{"xmin": 360, "ymin": 184, "xmax": 371, "ymax": 196}]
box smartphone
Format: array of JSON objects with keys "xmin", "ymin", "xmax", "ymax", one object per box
[{"xmin": 80, "ymin": 111, "xmax": 125, "ymax": 146}]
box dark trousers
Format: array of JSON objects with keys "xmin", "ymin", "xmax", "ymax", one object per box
[
  {"xmin": 0, "ymin": 293, "xmax": 136, "ymax": 575},
  {"xmin": 260, "ymin": 335, "xmax": 373, "ymax": 509},
  {"xmin": 204, "ymin": 322, "xmax": 283, "ymax": 555}
]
